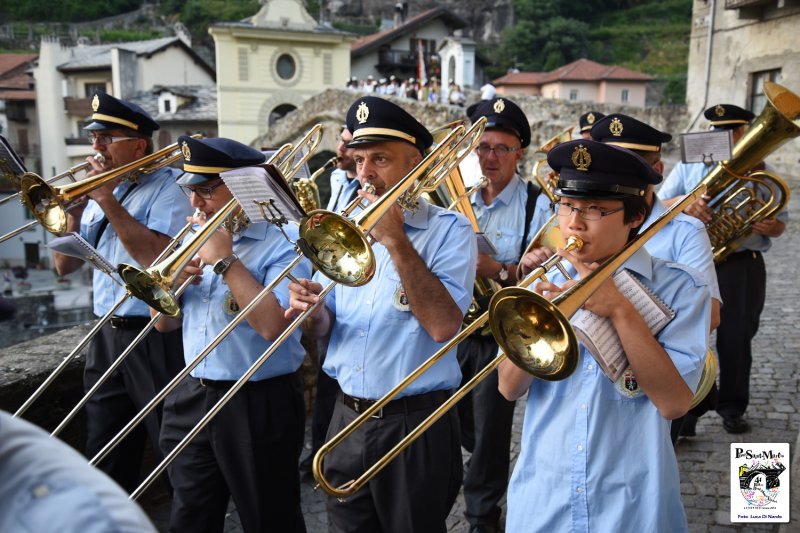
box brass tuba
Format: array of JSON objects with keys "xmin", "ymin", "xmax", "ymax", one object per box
[{"xmin": 701, "ymin": 82, "xmax": 795, "ymax": 262}]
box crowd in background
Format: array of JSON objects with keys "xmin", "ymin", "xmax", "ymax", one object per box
[{"xmin": 344, "ymin": 75, "xmax": 493, "ymax": 107}]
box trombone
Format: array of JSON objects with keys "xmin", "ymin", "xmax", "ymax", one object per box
[
  {"xmin": 0, "ymin": 138, "xmax": 198, "ymax": 246},
  {"xmin": 490, "ymin": 80, "xmax": 799, "ymax": 404},
  {"xmin": 45, "ymin": 140, "xmax": 304, "ymax": 433},
  {"xmin": 99, "ymin": 119, "xmax": 486, "ymax": 500},
  {"xmin": 13, "ymin": 216, "xmax": 197, "ymax": 418},
  {"xmin": 117, "ymin": 127, "xmax": 322, "ymax": 318},
  {"xmin": 291, "ymin": 154, "xmax": 340, "ymax": 212},
  {"xmin": 313, "ymin": 235, "xmax": 583, "ymax": 498},
  {"xmin": 0, "ymin": 153, "xmax": 104, "ymax": 210}
]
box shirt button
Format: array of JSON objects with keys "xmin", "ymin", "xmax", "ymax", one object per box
[
  {"xmin": 586, "ymin": 363, "xmax": 594, "ymax": 371},
  {"xmin": 32, "ymin": 484, "xmax": 49, "ymax": 498},
  {"xmin": 365, "ymin": 300, "xmax": 372, "ymax": 305},
  {"xmin": 577, "ymin": 444, "xmax": 584, "ymax": 451},
  {"xmin": 576, "ymin": 486, "xmax": 584, "ymax": 494},
  {"xmin": 359, "ymin": 331, "xmax": 366, "ymax": 337},
  {"xmin": 581, "ymin": 403, "xmax": 587, "ymax": 410}
]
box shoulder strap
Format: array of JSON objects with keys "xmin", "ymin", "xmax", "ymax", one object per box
[
  {"xmin": 92, "ymin": 182, "xmax": 139, "ymax": 248},
  {"xmin": 519, "ymin": 181, "xmax": 542, "ymax": 260}
]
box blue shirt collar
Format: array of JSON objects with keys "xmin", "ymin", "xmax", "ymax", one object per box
[
  {"xmin": 472, "ymin": 174, "xmax": 524, "ymax": 208},
  {"xmin": 403, "ymin": 198, "xmax": 430, "ymax": 229}
]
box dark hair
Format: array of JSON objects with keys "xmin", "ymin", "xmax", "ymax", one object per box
[{"xmin": 622, "ymin": 195, "xmax": 651, "ymax": 241}]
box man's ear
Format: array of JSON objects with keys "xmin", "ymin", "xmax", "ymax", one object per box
[{"xmin": 653, "ymin": 159, "xmax": 664, "ymax": 176}]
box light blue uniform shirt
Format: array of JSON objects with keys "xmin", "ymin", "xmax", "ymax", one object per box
[
  {"xmin": 181, "ymin": 222, "xmax": 310, "ymax": 381},
  {"xmin": 506, "ymin": 247, "xmax": 711, "ymax": 533},
  {"xmin": 644, "ymin": 196, "xmax": 721, "ymax": 301},
  {"xmin": 320, "ymin": 201, "xmax": 477, "ymax": 399},
  {"xmin": 327, "ymin": 169, "xmax": 360, "ymax": 213},
  {"xmin": 660, "ymin": 161, "xmax": 788, "ymax": 253},
  {"xmin": 81, "ymin": 167, "xmax": 193, "ymax": 317},
  {"xmin": 471, "ymin": 175, "xmax": 538, "ymax": 263},
  {"xmin": 0, "ymin": 410, "xmax": 156, "ymax": 533},
  {"xmin": 528, "ymin": 192, "xmax": 554, "ymax": 243}
]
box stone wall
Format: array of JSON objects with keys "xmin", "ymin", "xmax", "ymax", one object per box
[{"xmin": 262, "ymin": 88, "xmax": 799, "ymax": 184}]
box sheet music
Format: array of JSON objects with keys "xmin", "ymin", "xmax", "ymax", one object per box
[
  {"xmin": 47, "ymin": 232, "xmax": 115, "ymax": 274},
  {"xmin": 0, "ymin": 134, "xmax": 27, "ymax": 178},
  {"xmin": 221, "ymin": 165, "xmax": 306, "ymax": 224},
  {"xmin": 571, "ymin": 269, "xmax": 675, "ymax": 381},
  {"xmin": 680, "ymin": 130, "xmax": 733, "ymax": 164}
]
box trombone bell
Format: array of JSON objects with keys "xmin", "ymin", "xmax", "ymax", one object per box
[
  {"xmin": 118, "ymin": 265, "xmax": 182, "ymax": 318},
  {"xmin": 297, "ymin": 211, "xmax": 375, "ymax": 287},
  {"xmin": 488, "ymin": 287, "xmax": 579, "ymax": 381},
  {"xmin": 20, "ymin": 173, "xmax": 68, "ymax": 234}
]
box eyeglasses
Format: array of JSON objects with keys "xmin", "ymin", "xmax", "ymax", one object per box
[
  {"xmin": 88, "ymin": 134, "xmax": 138, "ymax": 145},
  {"xmin": 552, "ymin": 202, "xmax": 624, "ymax": 221},
  {"xmin": 180, "ymin": 181, "xmax": 226, "ymax": 200},
  {"xmin": 475, "ymin": 144, "xmax": 520, "ymax": 156}
]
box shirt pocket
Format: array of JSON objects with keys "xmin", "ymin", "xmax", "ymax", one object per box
[{"xmin": 382, "ymin": 270, "xmax": 418, "ymax": 328}]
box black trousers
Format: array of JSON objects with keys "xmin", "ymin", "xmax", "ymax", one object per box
[
  {"xmin": 715, "ymin": 251, "xmax": 766, "ymax": 418},
  {"xmin": 456, "ymin": 335, "xmax": 516, "ymax": 527},
  {"xmin": 84, "ymin": 321, "xmax": 184, "ymax": 492},
  {"xmin": 324, "ymin": 391, "xmax": 462, "ymax": 533},
  {"xmin": 159, "ymin": 374, "xmax": 306, "ymax": 533},
  {"xmin": 310, "ymin": 341, "xmax": 340, "ymax": 455}
]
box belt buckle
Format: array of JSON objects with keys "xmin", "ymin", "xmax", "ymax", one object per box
[
  {"xmin": 199, "ymin": 378, "xmax": 208, "ymax": 387},
  {"xmin": 371, "ymin": 406, "xmax": 384, "ymax": 419}
]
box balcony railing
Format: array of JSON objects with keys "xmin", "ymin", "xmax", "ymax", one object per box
[
  {"xmin": 377, "ymin": 49, "xmax": 439, "ymax": 69},
  {"xmin": 63, "ymin": 97, "xmax": 91, "ymax": 116}
]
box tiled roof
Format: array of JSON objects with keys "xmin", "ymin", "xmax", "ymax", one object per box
[
  {"xmin": 538, "ymin": 58, "xmax": 653, "ymax": 83},
  {"xmin": 492, "ymin": 72, "xmax": 547, "ymax": 85},
  {"xmin": 57, "ymin": 37, "xmax": 214, "ymax": 78},
  {"xmin": 494, "ymin": 58, "xmax": 653, "ymax": 86},
  {"xmin": 0, "ymin": 54, "xmax": 37, "ymax": 77},
  {"xmin": 126, "ymin": 85, "xmax": 217, "ymax": 123},
  {"xmin": 351, "ymin": 7, "xmax": 466, "ymax": 57}
]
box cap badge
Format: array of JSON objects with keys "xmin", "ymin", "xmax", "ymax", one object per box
[
  {"xmin": 587, "ymin": 112, "xmax": 596, "ymax": 124},
  {"xmin": 715, "ymin": 104, "xmax": 725, "ymax": 117},
  {"xmin": 181, "ymin": 141, "xmax": 191, "ymax": 161},
  {"xmin": 609, "ymin": 117, "xmax": 624, "ymax": 137},
  {"xmin": 91, "ymin": 94, "xmax": 100, "ymax": 112},
  {"xmin": 356, "ymin": 102, "xmax": 370, "ymax": 124},
  {"xmin": 571, "ymin": 145, "xmax": 592, "ymax": 171},
  {"xmin": 493, "ymin": 99, "xmax": 506, "ymax": 114}
]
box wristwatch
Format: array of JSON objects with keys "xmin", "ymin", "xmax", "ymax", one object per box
[
  {"xmin": 213, "ymin": 254, "xmax": 239, "ymax": 276},
  {"xmin": 496, "ymin": 263, "xmax": 509, "ymax": 282}
]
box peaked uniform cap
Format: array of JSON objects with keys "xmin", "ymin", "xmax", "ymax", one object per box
[
  {"xmin": 468, "ymin": 97, "xmax": 531, "ymax": 148},
  {"xmin": 345, "ymin": 96, "xmax": 432, "ymax": 153},
  {"xmin": 176, "ymin": 136, "xmax": 266, "ymax": 186},
  {"xmin": 703, "ymin": 104, "xmax": 755, "ymax": 129},
  {"xmin": 84, "ymin": 91, "xmax": 159, "ymax": 136},
  {"xmin": 590, "ymin": 113, "xmax": 672, "ymax": 152},
  {"xmin": 579, "ymin": 111, "xmax": 605, "ymax": 133},
  {"xmin": 549, "ymin": 139, "xmax": 662, "ymax": 199}
]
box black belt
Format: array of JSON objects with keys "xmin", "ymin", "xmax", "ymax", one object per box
[
  {"xmin": 109, "ymin": 315, "xmax": 151, "ymax": 330},
  {"xmin": 340, "ymin": 390, "xmax": 448, "ymax": 419},
  {"xmin": 195, "ymin": 376, "xmax": 236, "ymax": 389},
  {"xmin": 722, "ymin": 250, "xmax": 761, "ymax": 263}
]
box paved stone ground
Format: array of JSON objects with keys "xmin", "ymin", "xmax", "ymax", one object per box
[{"xmin": 156, "ymin": 176, "xmax": 800, "ymax": 532}]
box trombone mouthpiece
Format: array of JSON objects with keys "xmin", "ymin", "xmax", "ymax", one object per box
[
  {"xmin": 193, "ymin": 208, "xmax": 207, "ymax": 220},
  {"xmin": 362, "ymin": 183, "xmax": 376, "ymax": 195},
  {"xmin": 93, "ymin": 153, "xmax": 106, "ymax": 164}
]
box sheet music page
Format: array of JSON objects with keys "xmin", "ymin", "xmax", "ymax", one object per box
[
  {"xmin": 571, "ymin": 269, "xmax": 675, "ymax": 381},
  {"xmin": 47, "ymin": 232, "xmax": 115, "ymax": 273},
  {"xmin": 0, "ymin": 134, "xmax": 27, "ymax": 177},
  {"xmin": 221, "ymin": 165, "xmax": 305, "ymax": 224}
]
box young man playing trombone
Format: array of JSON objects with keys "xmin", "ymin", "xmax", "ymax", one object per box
[
  {"xmin": 151, "ymin": 136, "xmax": 310, "ymax": 533},
  {"xmin": 52, "ymin": 91, "xmax": 192, "ymax": 491},
  {"xmin": 151, "ymin": 136, "xmax": 310, "ymax": 532},
  {"xmin": 287, "ymin": 96, "xmax": 477, "ymax": 533},
  {"xmin": 499, "ymin": 140, "xmax": 711, "ymax": 531}
]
